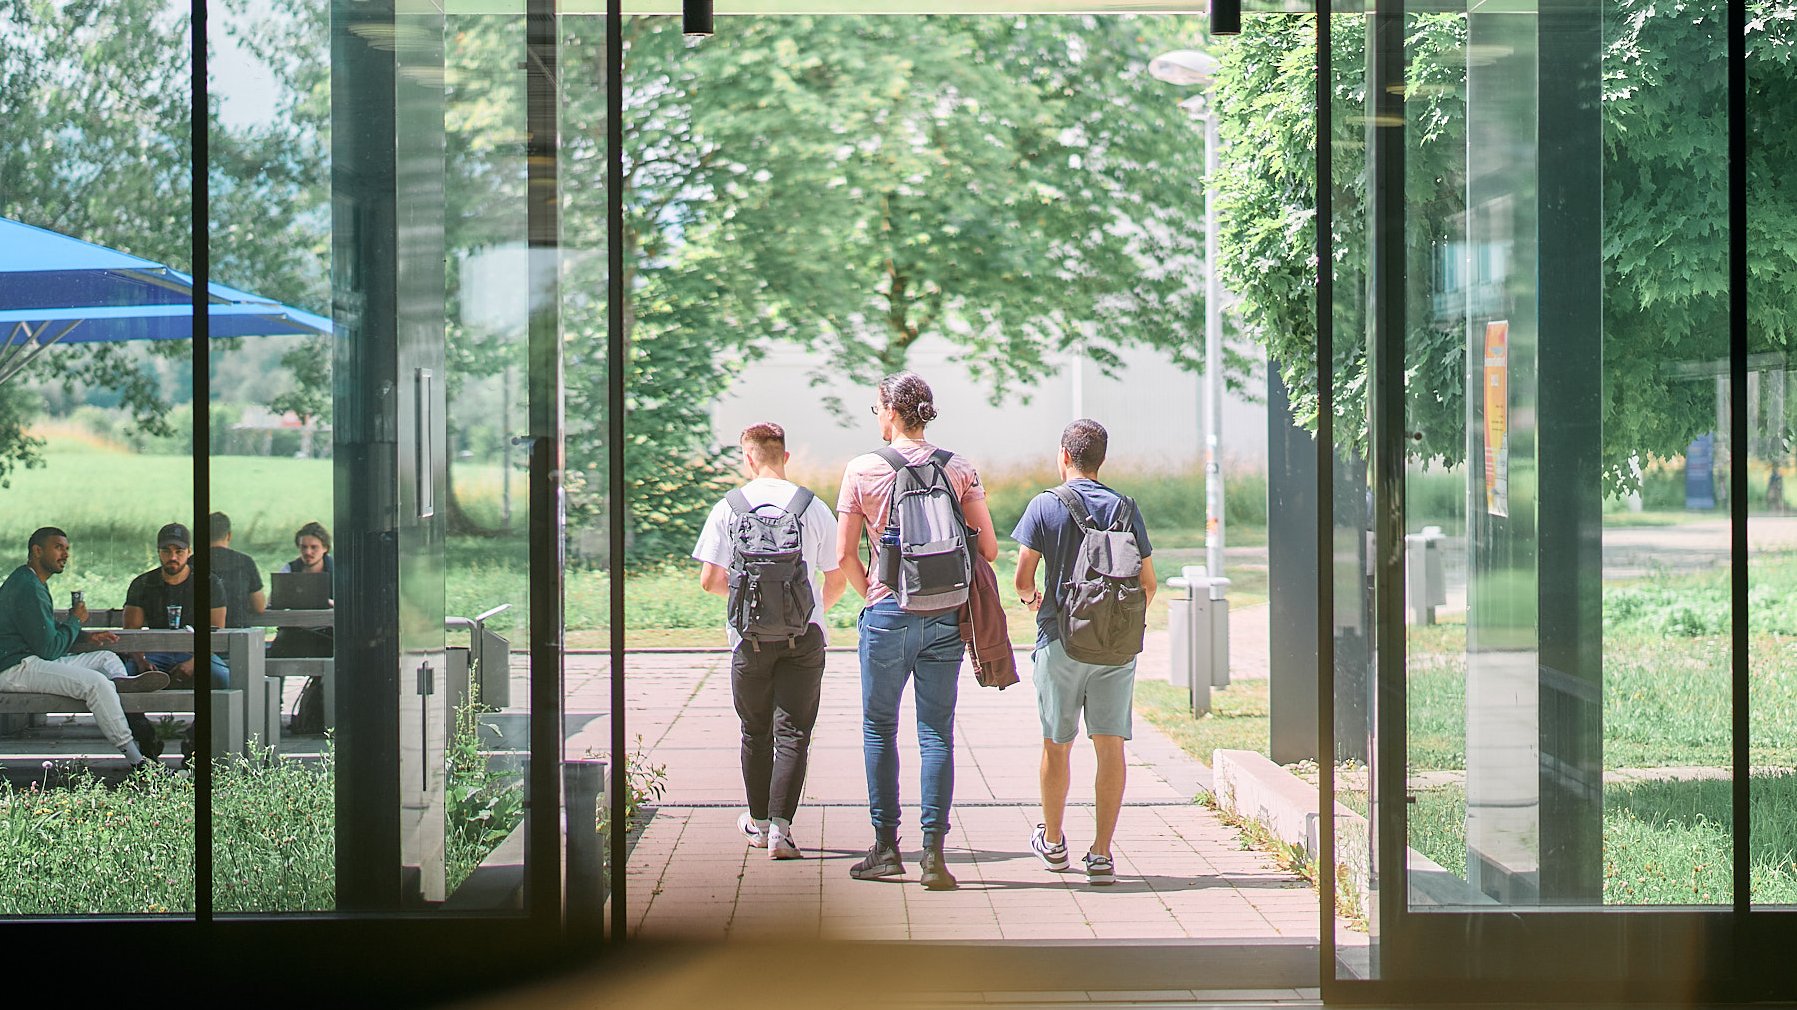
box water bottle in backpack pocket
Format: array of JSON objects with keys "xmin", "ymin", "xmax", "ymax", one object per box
[
  {"xmin": 725, "ymin": 486, "xmax": 817, "ymax": 647},
  {"xmin": 1051, "ymin": 485, "xmax": 1147, "ymax": 665},
  {"xmin": 877, "ymin": 447, "xmax": 973, "ymax": 613}
]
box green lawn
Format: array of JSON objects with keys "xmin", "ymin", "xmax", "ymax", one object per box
[
  {"xmin": 1136, "ymin": 677, "xmax": 1269, "ymax": 766},
  {"xmin": 4, "ymin": 443, "xmax": 1245, "ymax": 647},
  {"xmin": 1400, "ymin": 774, "xmax": 1797, "ymax": 905}
]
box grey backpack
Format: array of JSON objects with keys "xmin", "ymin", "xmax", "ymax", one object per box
[
  {"xmin": 1051, "ymin": 485, "xmax": 1147, "ymax": 665},
  {"xmin": 876, "ymin": 447, "xmax": 973, "ymax": 613},
  {"xmin": 725, "ymin": 487, "xmax": 817, "ymax": 647}
]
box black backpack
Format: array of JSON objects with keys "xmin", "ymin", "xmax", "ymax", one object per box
[
  {"xmin": 1051, "ymin": 485, "xmax": 1147, "ymax": 665},
  {"xmin": 725, "ymin": 486, "xmax": 818, "ymax": 647},
  {"xmin": 876, "ymin": 447, "xmax": 973, "ymax": 613}
]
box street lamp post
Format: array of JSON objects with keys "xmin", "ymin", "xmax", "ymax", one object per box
[{"xmin": 1150, "ymin": 50, "xmax": 1225, "ymax": 581}]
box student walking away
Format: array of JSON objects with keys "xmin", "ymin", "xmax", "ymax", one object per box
[
  {"xmin": 123, "ymin": 523, "xmax": 230, "ymax": 689},
  {"xmin": 694, "ymin": 422, "xmax": 846, "ymax": 860},
  {"xmin": 836, "ymin": 372, "xmax": 1000, "ymax": 891},
  {"xmin": 1012, "ymin": 419, "xmax": 1157, "ymax": 885},
  {"xmin": 208, "ymin": 512, "xmax": 265, "ymax": 629},
  {"xmin": 0, "ymin": 527, "xmax": 169, "ymax": 771}
]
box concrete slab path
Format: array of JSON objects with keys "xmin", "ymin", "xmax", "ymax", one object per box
[{"xmin": 563, "ymin": 637, "xmax": 1360, "ymax": 952}]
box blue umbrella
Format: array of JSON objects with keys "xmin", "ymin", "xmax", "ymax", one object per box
[{"xmin": 0, "ymin": 217, "xmax": 331, "ymax": 384}]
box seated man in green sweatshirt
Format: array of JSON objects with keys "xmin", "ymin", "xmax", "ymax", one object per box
[{"xmin": 0, "ymin": 527, "xmax": 169, "ymax": 769}]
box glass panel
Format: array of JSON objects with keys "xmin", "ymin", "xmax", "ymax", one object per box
[
  {"xmin": 208, "ymin": 0, "xmax": 336, "ymax": 912},
  {"xmin": 0, "ymin": 0, "xmax": 196, "ymax": 916},
  {"xmin": 557, "ymin": 9, "xmax": 611, "ymax": 929},
  {"xmin": 1748, "ymin": 0, "xmax": 1797, "ymax": 908},
  {"xmin": 1403, "ymin": 0, "xmax": 1732, "ymax": 916},
  {"xmin": 444, "ymin": 8, "xmax": 533, "ymax": 911},
  {"xmin": 1593, "ymin": 0, "xmax": 1731, "ymax": 907},
  {"xmin": 1327, "ymin": 5, "xmax": 1377, "ymax": 980}
]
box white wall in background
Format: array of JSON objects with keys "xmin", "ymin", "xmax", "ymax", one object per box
[{"xmin": 713, "ymin": 335, "xmax": 1268, "ymax": 479}]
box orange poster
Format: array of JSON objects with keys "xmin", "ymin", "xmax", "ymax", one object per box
[{"xmin": 1483, "ymin": 321, "xmax": 1509, "ymax": 518}]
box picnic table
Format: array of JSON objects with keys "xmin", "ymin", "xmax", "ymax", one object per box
[{"xmin": 0, "ymin": 625, "xmax": 262, "ymax": 758}]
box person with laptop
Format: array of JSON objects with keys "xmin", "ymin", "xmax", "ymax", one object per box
[
  {"xmin": 122, "ymin": 522, "xmax": 230, "ymax": 689},
  {"xmin": 276, "ymin": 521, "xmax": 333, "ymax": 578}
]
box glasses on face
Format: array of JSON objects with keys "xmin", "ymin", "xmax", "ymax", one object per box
[{"xmin": 870, "ymin": 404, "xmax": 882, "ymax": 417}]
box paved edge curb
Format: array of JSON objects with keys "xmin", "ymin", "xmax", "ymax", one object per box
[{"xmin": 1211, "ymin": 749, "xmax": 1491, "ymax": 910}]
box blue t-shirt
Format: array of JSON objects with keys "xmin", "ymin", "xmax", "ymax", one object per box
[{"xmin": 1011, "ymin": 478, "xmax": 1153, "ymax": 651}]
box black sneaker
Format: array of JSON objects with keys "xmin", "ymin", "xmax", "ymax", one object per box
[
  {"xmin": 920, "ymin": 847, "xmax": 958, "ymax": 891},
  {"xmin": 848, "ymin": 841, "xmax": 904, "ymax": 880}
]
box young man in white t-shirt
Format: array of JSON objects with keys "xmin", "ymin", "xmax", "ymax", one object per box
[{"xmin": 693, "ymin": 422, "xmax": 846, "ymax": 859}]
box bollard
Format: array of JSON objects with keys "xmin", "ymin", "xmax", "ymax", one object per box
[
  {"xmin": 1167, "ymin": 591, "xmax": 1192, "ymax": 687},
  {"xmin": 564, "ymin": 758, "xmax": 607, "ymax": 940},
  {"xmin": 1201, "ymin": 575, "xmax": 1231, "ymax": 689},
  {"xmin": 1169, "ymin": 567, "xmax": 1209, "ymax": 716},
  {"xmin": 1404, "ymin": 525, "xmax": 1448, "ymax": 625}
]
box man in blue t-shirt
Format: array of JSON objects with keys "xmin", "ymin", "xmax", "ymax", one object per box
[{"xmin": 1012, "ymin": 419, "xmax": 1156, "ymax": 885}]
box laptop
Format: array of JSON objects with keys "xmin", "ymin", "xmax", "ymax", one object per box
[{"xmin": 269, "ymin": 571, "xmax": 332, "ymax": 610}]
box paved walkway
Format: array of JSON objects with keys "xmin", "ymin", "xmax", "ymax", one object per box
[{"xmin": 564, "ymin": 616, "xmax": 1356, "ymax": 949}]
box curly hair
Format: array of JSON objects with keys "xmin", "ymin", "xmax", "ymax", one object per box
[{"xmin": 877, "ymin": 372, "xmax": 939, "ymax": 431}]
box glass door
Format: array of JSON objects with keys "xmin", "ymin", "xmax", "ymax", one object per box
[{"xmin": 1328, "ymin": 0, "xmax": 1797, "ymax": 998}]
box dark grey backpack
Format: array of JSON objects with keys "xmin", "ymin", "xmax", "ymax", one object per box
[
  {"xmin": 876, "ymin": 447, "xmax": 973, "ymax": 613},
  {"xmin": 725, "ymin": 487, "xmax": 817, "ymax": 647},
  {"xmin": 1051, "ymin": 485, "xmax": 1147, "ymax": 665}
]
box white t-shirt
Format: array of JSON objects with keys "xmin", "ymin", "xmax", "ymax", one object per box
[{"xmin": 692, "ymin": 477, "xmax": 840, "ymax": 648}]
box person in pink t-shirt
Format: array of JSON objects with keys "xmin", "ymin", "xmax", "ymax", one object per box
[{"xmin": 835, "ymin": 372, "xmax": 999, "ymax": 891}]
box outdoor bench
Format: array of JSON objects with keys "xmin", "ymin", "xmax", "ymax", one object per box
[{"xmin": 0, "ymin": 626, "xmax": 265, "ymax": 758}]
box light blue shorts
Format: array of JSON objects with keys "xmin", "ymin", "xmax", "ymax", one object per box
[{"xmin": 1031, "ymin": 637, "xmax": 1136, "ymax": 744}]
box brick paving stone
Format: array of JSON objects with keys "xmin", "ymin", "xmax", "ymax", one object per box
[{"xmin": 600, "ymin": 648, "xmax": 1351, "ymax": 947}]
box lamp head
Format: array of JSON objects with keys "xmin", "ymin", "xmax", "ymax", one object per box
[{"xmin": 1148, "ymin": 50, "xmax": 1218, "ymax": 88}]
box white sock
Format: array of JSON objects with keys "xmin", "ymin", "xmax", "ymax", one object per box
[{"xmin": 770, "ymin": 817, "xmax": 791, "ymax": 832}]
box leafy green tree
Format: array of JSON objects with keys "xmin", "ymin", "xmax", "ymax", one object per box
[{"xmin": 1212, "ymin": 3, "xmax": 1797, "ymax": 489}]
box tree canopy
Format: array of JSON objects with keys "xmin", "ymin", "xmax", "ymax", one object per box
[{"xmin": 1211, "ymin": 3, "xmax": 1797, "ymax": 489}]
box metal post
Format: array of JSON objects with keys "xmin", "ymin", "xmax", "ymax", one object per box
[
  {"xmin": 1203, "ymin": 104, "xmax": 1226, "ymax": 581},
  {"xmin": 564, "ymin": 758, "xmax": 607, "ymax": 940}
]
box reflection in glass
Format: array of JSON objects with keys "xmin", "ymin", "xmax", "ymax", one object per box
[
  {"xmin": 0, "ymin": 0, "xmax": 196, "ymax": 916},
  {"xmin": 1748, "ymin": 0, "xmax": 1797, "ymax": 908}
]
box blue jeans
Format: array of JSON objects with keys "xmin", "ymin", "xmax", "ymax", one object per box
[
  {"xmin": 142, "ymin": 652, "xmax": 229, "ymax": 689},
  {"xmin": 858, "ymin": 597, "xmax": 963, "ymax": 849}
]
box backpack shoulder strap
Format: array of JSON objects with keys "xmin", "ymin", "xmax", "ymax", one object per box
[
  {"xmin": 876, "ymin": 447, "xmax": 909, "ymax": 473},
  {"xmin": 786, "ymin": 486, "xmax": 816, "ymax": 517},
  {"xmin": 1051, "ymin": 484, "xmax": 1097, "ymax": 530},
  {"xmin": 929, "ymin": 447, "xmax": 954, "ymax": 469},
  {"xmin": 1109, "ymin": 495, "xmax": 1138, "ymax": 532},
  {"xmin": 726, "ymin": 489, "xmax": 754, "ymax": 517}
]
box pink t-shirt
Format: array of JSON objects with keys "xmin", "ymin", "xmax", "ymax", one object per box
[{"xmin": 837, "ymin": 438, "xmax": 986, "ymax": 604}]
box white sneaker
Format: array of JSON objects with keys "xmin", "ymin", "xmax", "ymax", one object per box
[
  {"xmin": 768, "ymin": 821, "xmax": 802, "ymax": 860},
  {"xmin": 738, "ymin": 811, "xmax": 769, "ymax": 848},
  {"xmin": 1083, "ymin": 851, "xmax": 1116, "ymax": 885},
  {"xmin": 1031, "ymin": 824, "xmax": 1070, "ymax": 871}
]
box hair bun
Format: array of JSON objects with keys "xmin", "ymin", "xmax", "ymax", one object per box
[{"xmin": 917, "ymin": 402, "xmax": 938, "ymax": 422}]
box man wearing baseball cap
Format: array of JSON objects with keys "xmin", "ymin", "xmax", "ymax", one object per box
[{"xmin": 122, "ymin": 523, "xmax": 230, "ymax": 688}]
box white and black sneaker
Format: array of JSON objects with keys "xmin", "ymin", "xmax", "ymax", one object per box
[
  {"xmin": 1031, "ymin": 824, "xmax": 1069, "ymax": 871},
  {"xmin": 1083, "ymin": 851, "xmax": 1116, "ymax": 886},
  {"xmin": 767, "ymin": 820, "xmax": 801, "ymax": 860},
  {"xmin": 738, "ymin": 811, "xmax": 769, "ymax": 849}
]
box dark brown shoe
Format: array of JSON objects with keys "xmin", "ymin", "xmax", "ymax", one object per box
[{"xmin": 113, "ymin": 671, "xmax": 169, "ymax": 694}]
